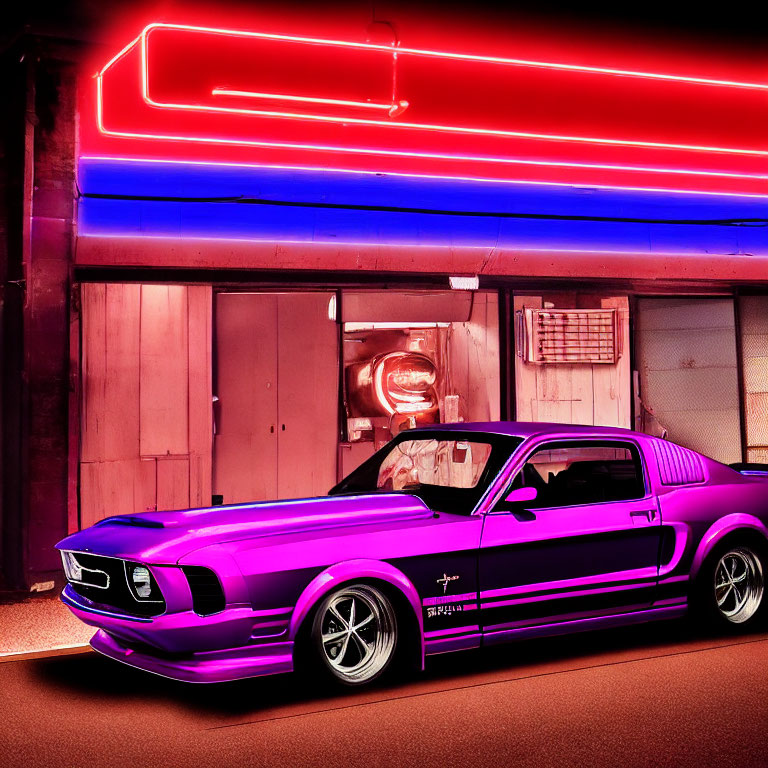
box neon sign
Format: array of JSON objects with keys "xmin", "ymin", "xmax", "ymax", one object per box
[{"xmin": 82, "ymin": 22, "xmax": 768, "ymax": 196}]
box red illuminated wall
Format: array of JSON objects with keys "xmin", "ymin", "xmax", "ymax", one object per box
[{"xmin": 81, "ymin": 17, "xmax": 768, "ymax": 196}]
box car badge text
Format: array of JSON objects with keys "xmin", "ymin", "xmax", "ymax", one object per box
[{"xmin": 437, "ymin": 573, "xmax": 460, "ymax": 594}]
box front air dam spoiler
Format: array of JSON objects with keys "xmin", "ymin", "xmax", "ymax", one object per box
[{"xmin": 90, "ymin": 629, "xmax": 294, "ymax": 683}]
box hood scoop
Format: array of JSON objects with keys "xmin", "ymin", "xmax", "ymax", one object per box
[{"xmin": 98, "ymin": 516, "xmax": 168, "ymax": 529}]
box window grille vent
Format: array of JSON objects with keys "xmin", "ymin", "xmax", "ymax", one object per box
[
  {"xmin": 182, "ymin": 566, "xmax": 225, "ymax": 616},
  {"xmin": 517, "ymin": 308, "xmax": 619, "ymax": 364},
  {"xmin": 651, "ymin": 439, "xmax": 705, "ymax": 485}
]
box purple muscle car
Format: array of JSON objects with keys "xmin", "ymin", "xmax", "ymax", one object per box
[{"xmin": 56, "ymin": 422, "xmax": 768, "ymax": 686}]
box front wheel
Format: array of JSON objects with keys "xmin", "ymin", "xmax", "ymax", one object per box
[
  {"xmin": 309, "ymin": 584, "xmax": 398, "ymax": 686},
  {"xmin": 696, "ymin": 543, "xmax": 766, "ymax": 629}
]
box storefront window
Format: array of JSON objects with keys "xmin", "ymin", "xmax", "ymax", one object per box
[{"xmin": 340, "ymin": 291, "xmax": 501, "ymax": 475}]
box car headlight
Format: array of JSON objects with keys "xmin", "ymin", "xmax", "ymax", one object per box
[
  {"xmin": 131, "ymin": 565, "xmax": 152, "ymax": 598},
  {"xmin": 61, "ymin": 551, "xmax": 83, "ymax": 582},
  {"xmin": 125, "ymin": 562, "xmax": 162, "ymax": 602}
]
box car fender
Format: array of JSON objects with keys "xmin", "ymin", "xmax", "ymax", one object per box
[
  {"xmin": 690, "ymin": 513, "xmax": 768, "ymax": 581},
  {"xmin": 288, "ymin": 559, "xmax": 425, "ymax": 666}
]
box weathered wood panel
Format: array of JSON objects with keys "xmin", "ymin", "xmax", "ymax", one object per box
[
  {"xmin": 187, "ymin": 286, "xmax": 213, "ymax": 507},
  {"xmin": 81, "ymin": 283, "xmax": 141, "ymax": 462},
  {"xmin": 69, "ymin": 287, "xmax": 81, "ymax": 534},
  {"xmin": 570, "ymin": 362, "xmax": 594, "ymax": 426},
  {"xmin": 591, "ymin": 297, "xmax": 631, "ymax": 428},
  {"xmin": 447, "ymin": 292, "xmax": 501, "ymax": 423},
  {"xmin": 213, "ymin": 293, "xmax": 279, "ymax": 503},
  {"xmin": 277, "ymin": 293, "xmax": 339, "ymax": 499},
  {"xmin": 80, "ymin": 459, "xmax": 156, "ymax": 528},
  {"xmin": 536, "ymin": 363, "xmax": 576, "ymax": 423},
  {"xmin": 156, "ymin": 457, "xmax": 190, "ymax": 511},
  {"xmin": 139, "ymin": 285, "xmax": 189, "ymax": 457},
  {"xmin": 80, "ymin": 283, "xmax": 212, "ymax": 525},
  {"xmin": 514, "ymin": 295, "xmax": 630, "ymax": 428},
  {"xmin": 514, "ymin": 296, "xmax": 542, "ymax": 422}
]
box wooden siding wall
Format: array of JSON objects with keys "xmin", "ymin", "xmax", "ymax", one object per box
[
  {"xmin": 514, "ymin": 295, "xmax": 631, "ymax": 428},
  {"xmin": 447, "ymin": 292, "xmax": 501, "ymax": 422},
  {"xmin": 80, "ymin": 283, "xmax": 212, "ymax": 527},
  {"xmin": 739, "ymin": 296, "xmax": 768, "ymax": 463}
]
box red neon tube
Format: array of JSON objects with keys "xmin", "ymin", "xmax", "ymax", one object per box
[{"xmin": 82, "ymin": 22, "xmax": 768, "ymax": 196}]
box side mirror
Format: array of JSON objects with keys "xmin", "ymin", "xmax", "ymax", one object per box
[
  {"xmin": 492, "ymin": 486, "xmax": 538, "ymax": 518},
  {"xmin": 504, "ymin": 486, "xmax": 538, "ymax": 504}
]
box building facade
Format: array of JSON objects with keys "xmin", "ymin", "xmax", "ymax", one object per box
[{"xmin": 2, "ymin": 13, "xmax": 768, "ymax": 591}]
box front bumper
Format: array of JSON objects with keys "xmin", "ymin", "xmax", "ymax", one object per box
[
  {"xmin": 61, "ymin": 584, "xmax": 294, "ymax": 683},
  {"xmin": 90, "ymin": 629, "xmax": 294, "ymax": 683}
]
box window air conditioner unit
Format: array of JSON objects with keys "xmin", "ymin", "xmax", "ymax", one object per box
[{"xmin": 516, "ymin": 308, "xmax": 620, "ymax": 364}]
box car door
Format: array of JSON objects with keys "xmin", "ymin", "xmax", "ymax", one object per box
[{"xmin": 479, "ymin": 438, "xmax": 661, "ymax": 637}]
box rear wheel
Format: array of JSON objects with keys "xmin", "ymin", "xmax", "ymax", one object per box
[
  {"xmin": 696, "ymin": 542, "xmax": 766, "ymax": 629},
  {"xmin": 309, "ymin": 584, "xmax": 398, "ymax": 686}
]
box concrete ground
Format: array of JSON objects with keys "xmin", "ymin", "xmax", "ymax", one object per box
[
  {"xmin": 0, "ymin": 593, "xmax": 92, "ymax": 656},
  {"xmin": 2, "ymin": 619, "xmax": 766, "ymax": 768}
]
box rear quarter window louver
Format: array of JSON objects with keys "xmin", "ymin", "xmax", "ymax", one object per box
[
  {"xmin": 182, "ymin": 566, "xmax": 226, "ymax": 616},
  {"xmin": 650, "ymin": 439, "xmax": 705, "ymax": 485}
]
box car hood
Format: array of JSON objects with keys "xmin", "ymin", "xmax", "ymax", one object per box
[{"xmin": 55, "ymin": 493, "xmax": 432, "ymax": 564}]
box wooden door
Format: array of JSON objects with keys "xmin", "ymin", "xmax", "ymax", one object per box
[
  {"xmin": 213, "ymin": 293, "xmax": 279, "ymax": 503},
  {"xmin": 277, "ymin": 293, "xmax": 339, "ymax": 498},
  {"xmin": 80, "ymin": 284, "xmax": 213, "ymax": 528}
]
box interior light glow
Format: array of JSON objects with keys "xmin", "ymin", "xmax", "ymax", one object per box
[
  {"xmin": 370, "ymin": 352, "xmax": 439, "ymax": 416},
  {"xmin": 373, "ymin": 366, "xmax": 395, "ymax": 416},
  {"xmin": 345, "ymin": 322, "xmax": 451, "ymax": 331},
  {"xmin": 395, "ymin": 402, "xmax": 430, "ymax": 413},
  {"xmin": 449, "ymin": 276, "xmax": 479, "ymax": 290}
]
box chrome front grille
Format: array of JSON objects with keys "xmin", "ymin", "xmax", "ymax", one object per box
[{"xmin": 62, "ymin": 551, "xmax": 166, "ymax": 618}]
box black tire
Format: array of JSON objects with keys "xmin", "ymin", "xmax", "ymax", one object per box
[
  {"xmin": 692, "ymin": 538, "xmax": 767, "ymax": 631},
  {"xmin": 302, "ymin": 583, "xmax": 399, "ymax": 687}
]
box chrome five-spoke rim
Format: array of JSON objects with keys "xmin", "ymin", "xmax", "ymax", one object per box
[
  {"xmin": 714, "ymin": 547, "xmax": 764, "ymax": 624},
  {"xmin": 316, "ymin": 585, "xmax": 396, "ymax": 683}
]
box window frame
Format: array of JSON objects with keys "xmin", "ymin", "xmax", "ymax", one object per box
[
  {"xmin": 329, "ymin": 429, "xmax": 523, "ymax": 516},
  {"xmin": 500, "ymin": 437, "xmax": 651, "ymax": 511}
]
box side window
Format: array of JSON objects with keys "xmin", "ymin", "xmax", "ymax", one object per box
[{"xmin": 512, "ymin": 441, "xmax": 646, "ymax": 508}]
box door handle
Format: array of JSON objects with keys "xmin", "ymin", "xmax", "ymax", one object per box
[{"xmin": 630, "ymin": 510, "xmax": 657, "ymax": 522}]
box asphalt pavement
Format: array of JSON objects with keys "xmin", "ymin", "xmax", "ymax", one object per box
[{"xmin": 2, "ymin": 619, "xmax": 767, "ymax": 768}]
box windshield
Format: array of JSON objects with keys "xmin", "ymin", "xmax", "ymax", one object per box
[{"xmin": 330, "ymin": 431, "xmax": 521, "ymax": 514}]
